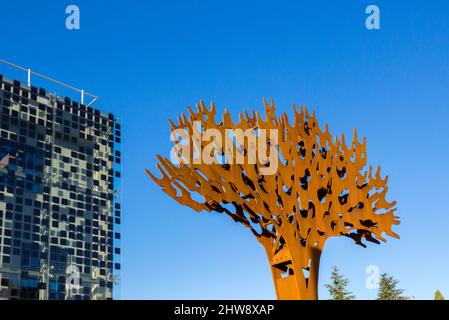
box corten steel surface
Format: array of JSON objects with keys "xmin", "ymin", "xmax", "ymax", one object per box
[{"xmin": 146, "ymin": 99, "xmax": 399, "ymax": 300}]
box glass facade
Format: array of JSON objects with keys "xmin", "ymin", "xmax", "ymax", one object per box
[{"xmin": 0, "ymin": 74, "xmax": 121, "ymax": 300}]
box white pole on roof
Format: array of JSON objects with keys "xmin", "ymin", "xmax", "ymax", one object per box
[{"xmin": 0, "ymin": 58, "xmax": 99, "ymax": 105}]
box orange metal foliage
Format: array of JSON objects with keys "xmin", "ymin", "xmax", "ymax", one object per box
[{"xmin": 146, "ymin": 99, "xmax": 399, "ymax": 300}]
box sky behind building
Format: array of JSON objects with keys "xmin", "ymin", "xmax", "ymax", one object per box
[{"xmin": 1, "ymin": 0, "xmax": 448, "ymax": 299}]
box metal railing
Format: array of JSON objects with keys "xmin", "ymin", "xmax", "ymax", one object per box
[{"xmin": 0, "ymin": 58, "xmax": 98, "ymax": 107}]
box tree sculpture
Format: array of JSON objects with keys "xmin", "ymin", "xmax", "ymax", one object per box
[{"xmin": 146, "ymin": 99, "xmax": 399, "ymax": 300}]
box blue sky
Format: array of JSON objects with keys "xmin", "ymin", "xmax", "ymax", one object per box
[{"xmin": 1, "ymin": 0, "xmax": 449, "ymax": 299}]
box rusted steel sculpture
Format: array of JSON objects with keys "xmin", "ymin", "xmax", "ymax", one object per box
[{"xmin": 146, "ymin": 99, "xmax": 399, "ymax": 300}]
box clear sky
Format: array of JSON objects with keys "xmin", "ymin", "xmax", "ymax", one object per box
[{"xmin": 1, "ymin": 0, "xmax": 448, "ymax": 300}]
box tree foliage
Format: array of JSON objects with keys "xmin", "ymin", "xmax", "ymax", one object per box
[
  {"xmin": 434, "ymin": 290, "xmax": 445, "ymax": 300},
  {"xmin": 324, "ymin": 266, "xmax": 355, "ymax": 300},
  {"xmin": 377, "ymin": 273, "xmax": 408, "ymax": 300}
]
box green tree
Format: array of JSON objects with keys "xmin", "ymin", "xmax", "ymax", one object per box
[
  {"xmin": 324, "ymin": 266, "xmax": 355, "ymax": 300},
  {"xmin": 434, "ymin": 290, "xmax": 445, "ymax": 300},
  {"xmin": 377, "ymin": 273, "xmax": 408, "ymax": 300}
]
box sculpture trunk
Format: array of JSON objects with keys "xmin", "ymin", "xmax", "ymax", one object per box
[{"xmin": 261, "ymin": 239, "xmax": 322, "ymax": 300}]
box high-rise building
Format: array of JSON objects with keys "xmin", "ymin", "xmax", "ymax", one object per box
[{"xmin": 0, "ymin": 73, "xmax": 121, "ymax": 300}]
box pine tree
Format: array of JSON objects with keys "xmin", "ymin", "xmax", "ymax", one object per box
[
  {"xmin": 376, "ymin": 273, "xmax": 408, "ymax": 300},
  {"xmin": 324, "ymin": 266, "xmax": 355, "ymax": 300},
  {"xmin": 434, "ymin": 290, "xmax": 445, "ymax": 300}
]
